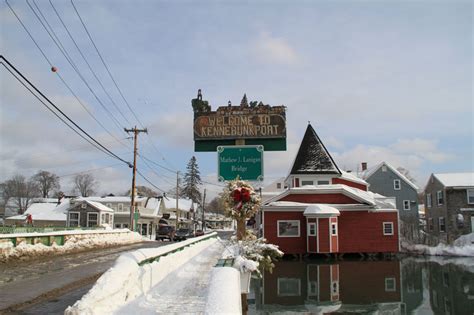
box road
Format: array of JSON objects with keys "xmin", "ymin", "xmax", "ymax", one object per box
[
  {"xmin": 0, "ymin": 241, "xmax": 166, "ymax": 314},
  {"xmin": 0, "ymin": 230, "xmax": 233, "ymax": 314}
]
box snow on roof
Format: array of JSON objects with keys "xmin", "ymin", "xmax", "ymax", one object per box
[
  {"xmin": 303, "ymin": 204, "xmax": 340, "ymax": 216},
  {"xmin": 363, "ymin": 161, "xmax": 419, "ymax": 190},
  {"xmin": 266, "ymin": 184, "xmax": 396, "ymax": 210},
  {"xmin": 85, "ymin": 201, "xmax": 114, "ymax": 212},
  {"xmin": 340, "ymin": 171, "xmax": 368, "ymax": 185},
  {"xmin": 7, "ymin": 201, "xmax": 67, "ymax": 221},
  {"xmin": 85, "ymin": 196, "xmax": 146, "ymax": 203},
  {"xmin": 434, "ymin": 172, "xmax": 474, "ymax": 187},
  {"xmin": 162, "ymin": 197, "xmax": 193, "ymax": 212},
  {"xmin": 289, "ymin": 124, "xmax": 341, "ymax": 175}
]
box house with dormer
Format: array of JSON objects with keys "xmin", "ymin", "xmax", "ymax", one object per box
[
  {"xmin": 362, "ymin": 162, "xmax": 420, "ymax": 241},
  {"xmin": 262, "ymin": 124, "xmax": 399, "ymax": 255}
]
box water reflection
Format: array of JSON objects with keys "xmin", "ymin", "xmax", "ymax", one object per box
[{"xmin": 250, "ymin": 257, "xmax": 474, "ymax": 314}]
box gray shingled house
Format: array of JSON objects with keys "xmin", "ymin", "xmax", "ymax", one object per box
[
  {"xmin": 424, "ymin": 172, "xmax": 474, "ymax": 245},
  {"xmin": 362, "ymin": 162, "xmax": 420, "ymax": 241}
]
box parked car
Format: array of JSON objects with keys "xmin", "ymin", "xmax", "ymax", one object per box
[
  {"xmin": 174, "ymin": 228, "xmax": 194, "ymax": 241},
  {"xmin": 194, "ymin": 229, "xmax": 204, "ymax": 237},
  {"xmin": 156, "ymin": 225, "xmax": 175, "ymax": 241}
]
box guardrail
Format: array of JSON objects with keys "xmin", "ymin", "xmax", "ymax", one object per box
[
  {"xmin": 0, "ymin": 226, "xmax": 103, "ymax": 234},
  {"xmin": 65, "ymin": 232, "xmax": 220, "ymax": 314},
  {"xmin": 0, "ymin": 228, "xmax": 127, "ymax": 247},
  {"xmin": 138, "ymin": 232, "xmax": 219, "ymax": 266}
]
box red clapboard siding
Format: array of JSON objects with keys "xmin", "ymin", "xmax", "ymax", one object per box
[
  {"xmin": 332, "ymin": 177, "xmax": 368, "ymax": 191},
  {"xmin": 263, "ymin": 211, "xmax": 307, "ymax": 254},
  {"xmin": 280, "ymin": 193, "xmax": 358, "ymax": 204},
  {"xmin": 338, "ymin": 211, "xmax": 398, "ymax": 253}
]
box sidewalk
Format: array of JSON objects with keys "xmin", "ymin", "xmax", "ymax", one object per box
[{"xmin": 115, "ymin": 240, "xmax": 225, "ymax": 314}]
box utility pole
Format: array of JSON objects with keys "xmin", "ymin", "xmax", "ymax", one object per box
[
  {"xmin": 201, "ymin": 188, "xmax": 206, "ymax": 230},
  {"xmin": 176, "ymin": 171, "xmax": 179, "ymax": 231},
  {"xmin": 124, "ymin": 126, "xmax": 147, "ymax": 231}
]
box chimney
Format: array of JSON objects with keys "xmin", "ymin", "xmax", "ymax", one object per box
[{"xmin": 361, "ymin": 162, "xmax": 368, "ymax": 171}]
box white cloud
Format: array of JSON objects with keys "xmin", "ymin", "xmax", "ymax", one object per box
[
  {"xmin": 147, "ymin": 112, "xmax": 193, "ymax": 149},
  {"xmin": 254, "ymin": 32, "xmax": 299, "ymax": 65}
]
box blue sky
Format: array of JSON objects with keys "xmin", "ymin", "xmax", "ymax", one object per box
[{"xmin": 1, "ymin": 0, "xmax": 472, "ymax": 196}]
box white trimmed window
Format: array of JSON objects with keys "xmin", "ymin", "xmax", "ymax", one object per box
[
  {"xmin": 467, "ymin": 189, "xmax": 474, "ymax": 204},
  {"xmin": 427, "ymin": 193, "xmax": 432, "ymax": 208},
  {"xmin": 87, "ymin": 213, "xmax": 98, "ymax": 227},
  {"xmin": 69, "ymin": 212, "xmax": 80, "ymax": 227},
  {"xmin": 101, "ymin": 213, "xmax": 105, "ymax": 224},
  {"xmin": 308, "ymin": 223, "xmax": 316, "ymax": 236},
  {"xmin": 385, "ymin": 277, "xmax": 396, "ymax": 292},
  {"xmin": 277, "ymin": 278, "xmax": 301, "ymax": 296},
  {"xmin": 115, "ymin": 223, "xmax": 122, "ymax": 229},
  {"xmin": 403, "ymin": 200, "xmax": 410, "ymax": 210},
  {"xmin": 393, "ymin": 179, "xmax": 401, "ymax": 190},
  {"xmin": 437, "ymin": 190, "xmax": 444, "ymax": 205},
  {"xmin": 331, "ymin": 223, "xmax": 338, "ymax": 236},
  {"xmin": 439, "ymin": 217, "xmax": 446, "ymax": 232},
  {"xmin": 278, "ymin": 220, "xmax": 300, "ymax": 237},
  {"xmin": 301, "ymin": 180, "xmax": 314, "ymax": 186},
  {"xmin": 383, "ymin": 222, "xmax": 394, "ymax": 235},
  {"xmin": 118, "ymin": 203, "xmax": 124, "ymax": 212},
  {"xmin": 317, "ymin": 180, "xmax": 330, "ymax": 185}
]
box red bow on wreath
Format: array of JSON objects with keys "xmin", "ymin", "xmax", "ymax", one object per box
[{"xmin": 233, "ymin": 187, "xmax": 251, "ymax": 210}]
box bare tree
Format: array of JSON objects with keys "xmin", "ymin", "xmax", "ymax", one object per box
[
  {"xmin": 1, "ymin": 175, "xmax": 40, "ymax": 214},
  {"xmin": 125, "ymin": 185, "xmax": 158, "ymax": 197},
  {"xmin": 32, "ymin": 170, "xmax": 60, "ymax": 198},
  {"xmin": 72, "ymin": 174, "xmax": 97, "ymax": 197},
  {"xmin": 396, "ymin": 167, "xmax": 416, "ymax": 184}
]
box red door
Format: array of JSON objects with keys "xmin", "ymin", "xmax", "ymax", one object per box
[{"xmin": 307, "ymin": 219, "xmax": 317, "ymax": 253}]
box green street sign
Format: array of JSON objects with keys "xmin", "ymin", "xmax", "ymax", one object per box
[{"xmin": 218, "ymin": 145, "xmax": 264, "ymax": 181}]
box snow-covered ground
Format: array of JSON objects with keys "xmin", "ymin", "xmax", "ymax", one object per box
[
  {"xmin": 65, "ymin": 234, "xmax": 226, "ymax": 314},
  {"xmin": 0, "ymin": 229, "xmax": 144, "ymax": 262},
  {"xmin": 402, "ymin": 233, "xmax": 474, "ymax": 257}
]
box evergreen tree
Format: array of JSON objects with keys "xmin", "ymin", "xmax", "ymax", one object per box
[
  {"xmin": 240, "ymin": 93, "xmax": 249, "ymax": 107},
  {"xmin": 183, "ymin": 156, "xmax": 202, "ymax": 204}
]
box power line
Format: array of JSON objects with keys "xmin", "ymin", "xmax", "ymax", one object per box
[
  {"xmin": 57, "ymin": 163, "xmax": 123, "ymax": 178},
  {"xmin": 7, "ymin": 0, "xmax": 127, "ymax": 148},
  {"xmin": 1, "ymin": 55, "xmax": 132, "ymax": 167},
  {"xmin": 70, "ymin": 0, "xmax": 177, "ymax": 170},
  {"xmin": 47, "ymin": 0, "xmax": 132, "ymax": 126},
  {"xmin": 136, "ymin": 169, "xmax": 166, "ymax": 193},
  {"xmin": 22, "ymin": 0, "xmax": 125, "ymax": 135},
  {"xmin": 1, "ymin": 61, "xmax": 113, "ymax": 161},
  {"xmin": 70, "ymin": 0, "xmax": 144, "ymax": 129}
]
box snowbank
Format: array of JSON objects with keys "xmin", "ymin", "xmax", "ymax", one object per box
[
  {"xmin": 0, "ymin": 230, "xmax": 144, "ymax": 262},
  {"xmin": 65, "ymin": 234, "xmax": 219, "ymax": 315},
  {"xmin": 402, "ymin": 233, "xmax": 474, "ymax": 257},
  {"xmin": 205, "ymin": 267, "xmax": 241, "ymax": 315}
]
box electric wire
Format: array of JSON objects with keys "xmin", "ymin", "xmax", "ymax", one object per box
[
  {"xmin": 47, "ymin": 0, "xmax": 132, "ymax": 126},
  {"xmin": 136, "ymin": 169, "xmax": 166, "ymax": 193},
  {"xmin": 1, "ymin": 55, "xmax": 132, "ymax": 167},
  {"xmin": 1, "ymin": 61, "xmax": 114, "ymax": 161},
  {"xmin": 7, "ymin": 0, "xmax": 127, "ymax": 148},
  {"xmin": 70, "ymin": 0, "xmax": 177, "ymax": 170},
  {"xmin": 21, "ymin": 1, "xmax": 126, "ymax": 136},
  {"xmin": 58, "ymin": 163, "xmax": 123, "ymax": 178}
]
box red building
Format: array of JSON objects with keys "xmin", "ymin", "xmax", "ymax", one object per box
[{"xmin": 262, "ymin": 124, "xmax": 399, "ymax": 255}]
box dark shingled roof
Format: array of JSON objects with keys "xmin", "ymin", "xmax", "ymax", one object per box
[{"xmin": 290, "ymin": 124, "xmax": 341, "ymax": 175}]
